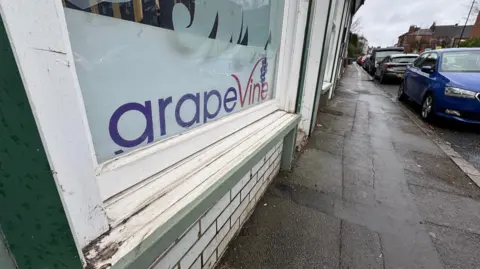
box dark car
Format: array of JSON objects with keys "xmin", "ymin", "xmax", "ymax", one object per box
[
  {"xmin": 367, "ymin": 47, "xmax": 405, "ymax": 75},
  {"xmin": 398, "ymin": 48, "xmax": 480, "ymax": 123},
  {"xmin": 375, "ymin": 53, "xmax": 419, "ymax": 83}
]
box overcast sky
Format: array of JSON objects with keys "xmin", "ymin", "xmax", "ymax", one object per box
[{"xmin": 354, "ymin": 0, "xmax": 480, "ymax": 47}]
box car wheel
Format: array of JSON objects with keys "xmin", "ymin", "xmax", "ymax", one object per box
[
  {"xmin": 421, "ymin": 93, "xmax": 435, "ymax": 121},
  {"xmin": 398, "ymin": 82, "xmax": 407, "ymax": 101}
]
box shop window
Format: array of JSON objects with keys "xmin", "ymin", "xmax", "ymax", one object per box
[{"xmin": 62, "ymin": 0, "xmax": 285, "ymax": 163}]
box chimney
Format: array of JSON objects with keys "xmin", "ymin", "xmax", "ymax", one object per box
[
  {"xmin": 408, "ymin": 25, "xmax": 416, "ymax": 33},
  {"xmin": 472, "ymin": 11, "xmax": 480, "ymax": 38}
]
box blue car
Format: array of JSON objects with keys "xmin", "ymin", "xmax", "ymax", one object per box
[{"xmin": 398, "ymin": 48, "xmax": 480, "ymax": 123}]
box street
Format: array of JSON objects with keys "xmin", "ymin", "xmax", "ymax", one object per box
[
  {"xmin": 219, "ymin": 64, "xmax": 480, "ymax": 269},
  {"xmin": 375, "ymin": 71, "xmax": 480, "ymax": 172}
]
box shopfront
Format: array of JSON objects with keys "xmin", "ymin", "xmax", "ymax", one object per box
[
  {"xmin": 0, "ymin": 0, "xmax": 364, "ymax": 268},
  {"xmin": 0, "ymin": 0, "xmax": 303, "ymax": 268}
]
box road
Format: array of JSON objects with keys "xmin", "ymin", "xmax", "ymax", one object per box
[{"xmin": 374, "ymin": 78, "xmax": 480, "ymax": 172}]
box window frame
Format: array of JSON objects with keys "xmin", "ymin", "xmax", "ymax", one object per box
[
  {"xmin": 0, "ymin": 0, "xmax": 299, "ymax": 251},
  {"xmin": 422, "ymin": 52, "xmax": 438, "ymax": 71},
  {"xmin": 414, "ymin": 53, "xmax": 429, "ymax": 67}
]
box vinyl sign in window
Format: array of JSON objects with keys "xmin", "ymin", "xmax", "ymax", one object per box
[{"xmin": 63, "ymin": 0, "xmax": 285, "ymax": 162}]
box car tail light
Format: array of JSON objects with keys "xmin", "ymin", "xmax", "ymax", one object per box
[{"xmin": 386, "ymin": 64, "xmax": 393, "ymax": 68}]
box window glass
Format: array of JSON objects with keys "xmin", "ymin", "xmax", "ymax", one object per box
[
  {"xmin": 375, "ymin": 50, "xmax": 403, "ymax": 62},
  {"xmin": 441, "ymin": 51, "xmax": 480, "ymax": 72},
  {"xmin": 414, "ymin": 53, "xmax": 428, "ymax": 67},
  {"xmin": 62, "ymin": 0, "xmax": 285, "ymax": 162},
  {"xmin": 422, "ymin": 53, "xmax": 438, "ymax": 69},
  {"xmin": 391, "ymin": 56, "xmax": 417, "ymax": 64}
]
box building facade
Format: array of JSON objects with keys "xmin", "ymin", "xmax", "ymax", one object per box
[
  {"xmin": 0, "ymin": 0, "xmax": 364, "ymax": 268},
  {"xmin": 398, "ymin": 12, "xmax": 480, "ymax": 53}
]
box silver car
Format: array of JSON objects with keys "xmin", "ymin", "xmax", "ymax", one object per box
[{"xmin": 375, "ymin": 53, "xmax": 419, "ymax": 83}]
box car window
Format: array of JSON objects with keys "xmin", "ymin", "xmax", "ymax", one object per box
[
  {"xmin": 413, "ymin": 53, "xmax": 428, "ymax": 67},
  {"xmin": 375, "ymin": 50, "xmax": 404, "ymax": 62},
  {"xmin": 441, "ymin": 51, "xmax": 480, "ymax": 72},
  {"xmin": 391, "ymin": 56, "xmax": 417, "ymax": 64},
  {"xmin": 422, "ymin": 53, "xmax": 438, "ymax": 70}
]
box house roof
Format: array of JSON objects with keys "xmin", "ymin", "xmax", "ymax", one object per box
[
  {"xmin": 414, "ymin": 29, "xmax": 433, "ymax": 35},
  {"xmin": 433, "ymin": 25, "xmax": 474, "ymax": 39}
]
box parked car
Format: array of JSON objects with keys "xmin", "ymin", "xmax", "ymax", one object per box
[
  {"xmin": 358, "ymin": 54, "xmax": 370, "ymax": 65},
  {"xmin": 363, "ymin": 56, "xmax": 373, "ymax": 71},
  {"xmin": 375, "ymin": 53, "xmax": 419, "ymax": 83},
  {"xmin": 367, "ymin": 47, "xmax": 405, "ymax": 75},
  {"xmin": 398, "ymin": 48, "xmax": 480, "ymax": 123}
]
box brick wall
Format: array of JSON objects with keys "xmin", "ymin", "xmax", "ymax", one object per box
[
  {"xmin": 150, "ymin": 141, "xmax": 284, "ymax": 269},
  {"xmin": 472, "ymin": 12, "xmax": 480, "ymax": 38}
]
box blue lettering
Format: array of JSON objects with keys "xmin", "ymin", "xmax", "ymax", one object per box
[
  {"xmin": 109, "ymin": 101, "xmax": 154, "ymax": 148},
  {"xmin": 175, "ymin": 93, "xmax": 200, "ymax": 128},
  {"xmin": 158, "ymin": 97, "xmax": 173, "ymax": 136},
  {"xmin": 203, "ymin": 90, "xmax": 222, "ymax": 123},
  {"xmin": 223, "ymin": 87, "xmax": 237, "ymax": 113}
]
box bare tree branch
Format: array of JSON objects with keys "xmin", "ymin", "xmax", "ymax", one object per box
[
  {"xmin": 351, "ymin": 16, "xmax": 362, "ymax": 34},
  {"xmin": 462, "ymin": 0, "xmax": 480, "ymax": 24}
]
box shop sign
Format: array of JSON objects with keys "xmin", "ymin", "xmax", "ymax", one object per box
[{"xmin": 64, "ymin": 0, "xmax": 283, "ymax": 162}]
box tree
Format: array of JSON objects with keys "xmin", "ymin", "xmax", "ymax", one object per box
[
  {"xmin": 348, "ymin": 32, "xmax": 367, "ymax": 57},
  {"xmin": 459, "ymin": 37, "xmax": 480, "ymax": 47}
]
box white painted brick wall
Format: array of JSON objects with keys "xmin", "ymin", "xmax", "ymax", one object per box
[{"xmin": 150, "ymin": 141, "xmax": 283, "ymax": 269}]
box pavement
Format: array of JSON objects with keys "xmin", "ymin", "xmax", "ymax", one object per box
[
  {"xmin": 218, "ymin": 64, "xmax": 480, "ymax": 269},
  {"xmin": 376, "ymin": 75, "xmax": 480, "ymax": 173}
]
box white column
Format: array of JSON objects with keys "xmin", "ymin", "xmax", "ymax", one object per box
[{"xmin": 298, "ymin": 0, "xmax": 333, "ymax": 136}]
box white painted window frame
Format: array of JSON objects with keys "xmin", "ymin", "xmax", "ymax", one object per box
[{"xmin": 0, "ymin": 0, "xmax": 301, "ymax": 254}]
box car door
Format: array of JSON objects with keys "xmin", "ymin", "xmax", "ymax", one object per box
[
  {"xmin": 416, "ymin": 52, "xmax": 438, "ymax": 102},
  {"xmin": 405, "ymin": 53, "xmax": 428, "ymax": 103}
]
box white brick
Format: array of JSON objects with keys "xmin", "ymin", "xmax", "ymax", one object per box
[
  {"xmin": 241, "ymin": 176, "xmax": 256, "ymax": 201},
  {"xmin": 231, "ymin": 195, "xmax": 249, "ymax": 225},
  {"xmin": 231, "ymin": 173, "xmax": 249, "ymax": 200},
  {"xmin": 203, "ymin": 250, "xmax": 217, "ymax": 269},
  {"xmin": 250, "ymin": 180, "xmax": 262, "ymax": 202},
  {"xmin": 251, "ymin": 158, "xmax": 264, "ymax": 176},
  {"xmin": 180, "ymin": 223, "xmax": 216, "ymax": 269},
  {"xmin": 218, "ymin": 219, "xmax": 240, "ymax": 258},
  {"xmin": 255, "ymin": 180, "xmax": 269, "ymax": 202},
  {"xmin": 200, "ymin": 192, "xmax": 230, "ymax": 234},
  {"xmin": 267, "ymin": 146, "xmax": 276, "ymax": 160},
  {"xmin": 190, "ymin": 256, "xmax": 201, "ymax": 269},
  {"xmin": 203, "ymin": 219, "xmax": 230, "ymax": 262},
  {"xmin": 217, "ymin": 195, "xmax": 240, "ymax": 230},
  {"xmin": 266, "ymin": 164, "xmax": 274, "ymax": 180},
  {"xmin": 151, "ymin": 224, "xmax": 200, "ymax": 269},
  {"xmin": 240, "ymin": 200, "xmax": 255, "ymax": 224},
  {"xmin": 258, "ymin": 161, "xmax": 268, "ymax": 179}
]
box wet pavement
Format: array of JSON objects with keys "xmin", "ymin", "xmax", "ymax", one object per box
[
  {"xmin": 218, "ymin": 64, "xmax": 480, "ymax": 269},
  {"xmin": 377, "ymin": 77, "xmax": 480, "ymax": 173}
]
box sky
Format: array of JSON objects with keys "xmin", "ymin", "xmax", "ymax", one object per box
[{"xmin": 354, "ymin": 0, "xmax": 480, "ymax": 47}]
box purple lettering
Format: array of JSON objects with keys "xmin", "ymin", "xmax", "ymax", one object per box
[
  {"xmin": 109, "ymin": 101, "xmax": 154, "ymax": 148},
  {"xmin": 175, "ymin": 93, "xmax": 200, "ymax": 128},
  {"xmin": 203, "ymin": 90, "xmax": 222, "ymax": 123},
  {"xmin": 158, "ymin": 97, "xmax": 173, "ymax": 136},
  {"xmin": 223, "ymin": 87, "xmax": 237, "ymax": 113}
]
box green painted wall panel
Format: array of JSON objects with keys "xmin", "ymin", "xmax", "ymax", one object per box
[{"xmin": 0, "ymin": 16, "xmax": 82, "ymax": 269}]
